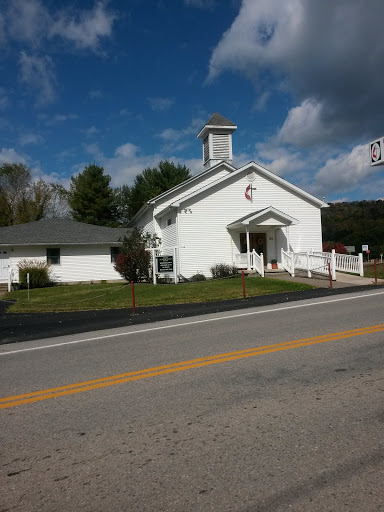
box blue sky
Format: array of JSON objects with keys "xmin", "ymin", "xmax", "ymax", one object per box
[{"xmin": 1, "ymin": 0, "xmax": 384, "ymax": 202}]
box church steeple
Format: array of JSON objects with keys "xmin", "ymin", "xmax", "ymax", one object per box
[{"xmin": 197, "ymin": 113, "xmax": 237, "ymax": 170}]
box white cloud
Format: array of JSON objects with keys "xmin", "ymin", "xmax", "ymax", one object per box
[
  {"xmin": 0, "ymin": 147, "xmax": 27, "ymax": 165},
  {"xmin": 19, "ymin": 52, "xmax": 56, "ymax": 105},
  {"xmin": 84, "ymin": 126, "xmax": 99, "ymax": 137},
  {"xmin": 148, "ymin": 97, "xmax": 175, "ymax": 112},
  {"xmin": 314, "ymin": 144, "xmax": 376, "ymax": 197},
  {"xmin": 50, "ymin": 1, "xmax": 116, "ymax": 51},
  {"xmin": 208, "ymin": 0, "xmax": 384, "ymax": 144},
  {"xmin": 19, "ymin": 133, "xmax": 45, "ymax": 146},
  {"xmin": 82, "ymin": 141, "xmax": 202, "ymax": 187},
  {"xmin": 6, "ymin": 0, "xmax": 50, "ymax": 46},
  {"xmin": 158, "ymin": 117, "xmax": 205, "ymax": 153},
  {"xmin": 0, "ymin": 88, "xmax": 9, "ymax": 110}
]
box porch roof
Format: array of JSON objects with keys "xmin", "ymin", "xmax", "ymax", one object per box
[{"xmin": 227, "ymin": 206, "xmax": 299, "ymax": 230}]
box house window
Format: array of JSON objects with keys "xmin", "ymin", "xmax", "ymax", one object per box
[
  {"xmin": 111, "ymin": 247, "xmax": 120, "ymax": 263},
  {"xmin": 47, "ymin": 248, "xmax": 60, "ymax": 265},
  {"xmin": 167, "ymin": 218, "xmax": 172, "ymax": 226}
]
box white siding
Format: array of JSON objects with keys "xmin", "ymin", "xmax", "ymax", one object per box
[
  {"xmin": 8, "ymin": 245, "xmax": 124, "ymax": 283},
  {"xmin": 177, "ymin": 170, "xmax": 323, "ymax": 278},
  {"xmin": 136, "ymin": 207, "xmax": 155, "ymax": 236},
  {"xmin": 161, "ymin": 222, "xmax": 177, "ymax": 251},
  {"xmin": 152, "ymin": 164, "xmax": 232, "ymax": 213}
]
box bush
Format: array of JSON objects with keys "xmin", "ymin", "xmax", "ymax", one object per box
[
  {"xmin": 18, "ymin": 259, "xmax": 54, "ymax": 288},
  {"xmin": 114, "ymin": 228, "xmax": 152, "ymax": 282},
  {"xmin": 322, "ymin": 242, "xmax": 348, "ymax": 254},
  {"xmin": 210, "ymin": 263, "xmax": 238, "ymax": 279},
  {"xmin": 190, "ymin": 273, "xmax": 206, "ymax": 282}
]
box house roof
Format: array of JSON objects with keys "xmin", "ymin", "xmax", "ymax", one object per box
[
  {"xmin": 227, "ymin": 207, "xmax": 299, "ymax": 229},
  {"xmin": 197, "ymin": 113, "xmax": 237, "ymax": 139},
  {"xmin": 0, "ymin": 219, "xmax": 131, "ymax": 246}
]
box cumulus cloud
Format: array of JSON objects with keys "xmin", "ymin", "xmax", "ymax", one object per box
[
  {"xmin": 314, "ymin": 144, "xmax": 375, "ymax": 196},
  {"xmin": 208, "ymin": 0, "xmax": 384, "ymax": 145},
  {"xmin": 83, "ymin": 141, "xmax": 202, "ymax": 186},
  {"xmin": 19, "ymin": 52, "xmax": 56, "ymax": 105},
  {"xmin": 0, "ymin": 147, "xmax": 27, "ymax": 165}
]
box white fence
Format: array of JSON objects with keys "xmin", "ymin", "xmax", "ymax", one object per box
[{"xmin": 283, "ymin": 250, "xmax": 364, "ymax": 281}]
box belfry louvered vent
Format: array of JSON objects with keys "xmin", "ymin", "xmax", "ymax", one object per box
[
  {"xmin": 212, "ymin": 134, "xmax": 230, "ymax": 160},
  {"xmin": 203, "ymin": 136, "xmax": 209, "ymax": 163}
]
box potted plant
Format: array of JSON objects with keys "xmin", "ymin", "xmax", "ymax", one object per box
[{"xmin": 271, "ymin": 259, "xmax": 278, "ymax": 270}]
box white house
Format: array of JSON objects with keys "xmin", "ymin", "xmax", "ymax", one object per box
[
  {"xmin": 0, "ymin": 219, "xmax": 130, "ymax": 287},
  {"xmin": 129, "ymin": 113, "xmax": 328, "ymax": 280}
]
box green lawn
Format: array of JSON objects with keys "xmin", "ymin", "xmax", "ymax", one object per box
[
  {"xmin": 364, "ymin": 262, "xmax": 384, "ymax": 280},
  {"xmin": 4, "ymin": 277, "xmax": 315, "ymax": 313}
]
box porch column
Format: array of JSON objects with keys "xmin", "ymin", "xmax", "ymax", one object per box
[
  {"xmin": 286, "ymin": 225, "xmax": 291, "ymax": 252},
  {"xmin": 246, "ymin": 225, "xmax": 250, "ymax": 269}
]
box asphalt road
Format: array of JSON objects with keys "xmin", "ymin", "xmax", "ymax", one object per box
[{"xmin": 1, "ymin": 289, "xmax": 384, "ymax": 511}]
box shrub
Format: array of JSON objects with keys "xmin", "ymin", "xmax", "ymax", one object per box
[
  {"xmin": 322, "ymin": 242, "xmax": 348, "ymax": 254},
  {"xmin": 18, "ymin": 259, "xmax": 54, "ymax": 288},
  {"xmin": 210, "ymin": 263, "xmax": 238, "ymax": 279},
  {"xmin": 114, "ymin": 228, "xmax": 152, "ymax": 282},
  {"xmin": 190, "ymin": 273, "xmax": 206, "ymax": 282}
]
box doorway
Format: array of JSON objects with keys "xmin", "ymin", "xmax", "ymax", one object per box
[{"xmin": 240, "ymin": 233, "xmax": 266, "ymax": 262}]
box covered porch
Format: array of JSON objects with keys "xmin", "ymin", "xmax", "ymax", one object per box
[{"xmin": 227, "ymin": 207, "xmax": 299, "ymax": 276}]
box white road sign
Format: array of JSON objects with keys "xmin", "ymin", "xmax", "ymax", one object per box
[
  {"xmin": 362, "ymin": 244, "xmax": 369, "ymax": 252},
  {"xmin": 370, "ymin": 137, "xmax": 384, "ymax": 166}
]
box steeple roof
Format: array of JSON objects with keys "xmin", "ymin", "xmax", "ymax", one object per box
[{"xmin": 197, "ymin": 113, "xmax": 237, "ymax": 139}]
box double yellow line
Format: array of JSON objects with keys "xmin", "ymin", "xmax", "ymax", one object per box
[{"xmin": 1, "ymin": 323, "xmax": 384, "ymax": 410}]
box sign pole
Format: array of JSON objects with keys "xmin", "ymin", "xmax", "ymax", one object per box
[{"xmin": 374, "ymin": 259, "xmax": 377, "ymax": 284}]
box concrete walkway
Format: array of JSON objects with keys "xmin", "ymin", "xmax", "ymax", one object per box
[{"xmin": 265, "ymin": 270, "xmax": 384, "ymax": 288}]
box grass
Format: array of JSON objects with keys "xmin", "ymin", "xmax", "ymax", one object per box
[
  {"xmin": 364, "ymin": 261, "xmax": 384, "ymax": 280},
  {"xmin": 3, "ymin": 276, "xmax": 315, "ymax": 313}
]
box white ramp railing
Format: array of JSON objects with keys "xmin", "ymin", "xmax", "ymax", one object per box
[
  {"xmin": 315, "ymin": 251, "xmax": 363, "ymax": 276},
  {"xmin": 251, "ymin": 250, "xmax": 264, "ymax": 277},
  {"xmin": 235, "ymin": 252, "xmax": 264, "ymax": 276},
  {"xmin": 292, "ymin": 251, "xmax": 333, "ymax": 279},
  {"xmin": 281, "ymin": 249, "xmax": 294, "ymax": 276}
]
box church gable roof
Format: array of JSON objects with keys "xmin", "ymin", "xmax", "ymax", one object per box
[{"xmin": 160, "ymin": 161, "xmax": 327, "ymax": 212}]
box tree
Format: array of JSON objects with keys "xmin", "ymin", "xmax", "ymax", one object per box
[
  {"xmin": 114, "ymin": 229, "xmax": 154, "ymax": 282},
  {"xmin": 124, "ymin": 160, "xmax": 192, "ymax": 220},
  {"xmin": 0, "ymin": 162, "xmax": 65, "ymax": 226},
  {"xmin": 68, "ymin": 164, "xmax": 117, "ymax": 226},
  {"xmin": 322, "ymin": 241, "xmax": 348, "ymax": 254}
]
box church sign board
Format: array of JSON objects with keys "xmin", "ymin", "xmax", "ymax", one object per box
[{"xmin": 156, "ymin": 255, "xmax": 174, "ymax": 273}]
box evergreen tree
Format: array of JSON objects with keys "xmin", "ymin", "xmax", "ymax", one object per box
[
  {"xmin": 68, "ymin": 164, "xmax": 117, "ymax": 226},
  {"xmin": 126, "ymin": 160, "xmax": 192, "ymax": 219}
]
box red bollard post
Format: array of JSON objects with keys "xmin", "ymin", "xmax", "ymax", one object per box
[
  {"xmin": 242, "ymin": 270, "xmax": 246, "ymax": 298},
  {"xmin": 328, "ymin": 262, "xmax": 333, "ymax": 289},
  {"xmin": 374, "ymin": 259, "xmax": 377, "ymax": 284},
  {"xmin": 131, "ymin": 280, "xmax": 136, "ymax": 314}
]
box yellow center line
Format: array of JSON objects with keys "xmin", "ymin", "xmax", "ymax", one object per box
[{"xmin": 1, "ymin": 323, "xmax": 384, "ymax": 410}]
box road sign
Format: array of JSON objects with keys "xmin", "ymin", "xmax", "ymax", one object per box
[
  {"xmin": 370, "ymin": 137, "xmax": 384, "ymax": 166},
  {"xmin": 362, "ymin": 244, "xmax": 369, "ymax": 252}
]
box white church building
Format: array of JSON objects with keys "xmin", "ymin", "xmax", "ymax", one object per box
[{"xmin": 129, "ymin": 113, "xmax": 327, "ymax": 280}]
